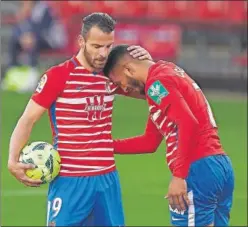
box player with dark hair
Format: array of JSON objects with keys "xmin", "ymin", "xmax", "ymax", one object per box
[
  {"xmin": 8, "ymin": 14, "xmax": 152, "ymax": 226},
  {"xmin": 103, "ymin": 44, "xmax": 235, "ymax": 227}
]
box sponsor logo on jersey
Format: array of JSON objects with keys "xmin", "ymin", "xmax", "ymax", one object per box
[
  {"xmin": 85, "ymin": 96, "xmax": 106, "ymax": 122},
  {"xmin": 36, "ymin": 74, "xmax": 47, "ymax": 93},
  {"xmin": 148, "ymin": 80, "xmax": 169, "ymax": 104}
]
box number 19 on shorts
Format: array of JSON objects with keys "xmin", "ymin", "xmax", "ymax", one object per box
[{"xmin": 47, "ymin": 198, "xmax": 62, "ymax": 226}]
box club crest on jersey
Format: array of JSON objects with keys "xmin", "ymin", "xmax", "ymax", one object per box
[
  {"xmin": 105, "ymin": 81, "xmax": 112, "ymax": 94},
  {"xmin": 36, "ymin": 74, "xmax": 47, "ymax": 93},
  {"xmin": 148, "ymin": 80, "xmax": 169, "ymax": 105},
  {"xmin": 85, "ymin": 96, "xmax": 106, "ymax": 122}
]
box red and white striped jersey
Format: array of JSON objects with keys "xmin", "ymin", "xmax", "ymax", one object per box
[
  {"xmin": 145, "ymin": 61, "xmax": 225, "ymax": 178},
  {"xmin": 32, "ymin": 56, "xmax": 122, "ymax": 176}
]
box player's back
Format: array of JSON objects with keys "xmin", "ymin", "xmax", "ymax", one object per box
[
  {"xmin": 149, "ymin": 61, "xmax": 225, "ymax": 162},
  {"xmin": 32, "ymin": 57, "xmax": 119, "ymax": 177}
]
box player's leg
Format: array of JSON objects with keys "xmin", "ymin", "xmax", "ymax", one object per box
[
  {"xmin": 47, "ymin": 175, "xmax": 97, "ymax": 226},
  {"xmin": 214, "ymin": 156, "xmax": 234, "ymax": 226},
  {"xmin": 93, "ymin": 170, "xmax": 125, "ymax": 226},
  {"xmin": 169, "ymin": 155, "xmax": 229, "ymax": 226}
]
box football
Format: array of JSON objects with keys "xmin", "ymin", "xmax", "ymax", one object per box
[{"xmin": 19, "ymin": 141, "xmax": 61, "ymax": 184}]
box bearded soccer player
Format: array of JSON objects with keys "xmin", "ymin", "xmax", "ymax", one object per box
[
  {"xmin": 103, "ymin": 44, "xmax": 235, "ymax": 227},
  {"xmin": 7, "ymin": 14, "xmax": 152, "ymax": 226}
]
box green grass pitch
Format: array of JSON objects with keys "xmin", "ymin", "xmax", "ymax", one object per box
[{"xmin": 1, "ymin": 91, "xmax": 247, "ymax": 226}]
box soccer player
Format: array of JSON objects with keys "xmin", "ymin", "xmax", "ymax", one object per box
[
  {"xmin": 7, "ymin": 13, "xmax": 151, "ymax": 226},
  {"xmin": 103, "ymin": 44, "xmax": 235, "ymax": 227}
]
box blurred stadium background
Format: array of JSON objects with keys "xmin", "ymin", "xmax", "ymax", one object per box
[{"xmin": 1, "ymin": 1, "xmax": 247, "ymax": 226}]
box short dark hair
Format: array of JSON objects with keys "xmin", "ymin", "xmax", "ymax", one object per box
[
  {"xmin": 81, "ymin": 13, "xmax": 116, "ymax": 38},
  {"xmin": 103, "ymin": 44, "xmax": 130, "ymax": 77}
]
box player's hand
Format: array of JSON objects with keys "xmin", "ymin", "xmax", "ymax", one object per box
[
  {"xmin": 8, "ymin": 160, "xmax": 42, "ymax": 187},
  {"xmin": 165, "ymin": 176, "xmax": 190, "ymax": 212},
  {"xmin": 127, "ymin": 45, "xmax": 153, "ymax": 61}
]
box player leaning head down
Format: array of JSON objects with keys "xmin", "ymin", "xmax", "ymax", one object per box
[
  {"xmin": 103, "ymin": 44, "xmax": 155, "ymax": 94},
  {"xmin": 78, "ymin": 13, "xmax": 151, "ymax": 72}
]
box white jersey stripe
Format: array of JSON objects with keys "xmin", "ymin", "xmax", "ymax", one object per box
[
  {"xmin": 64, "ymin": 89, "xmax": 110, "ymax": 93},
  {"xmin": 166, "ymin": 146, "xmax": 177, "ymax": 157},
  {"xmin": 58, "ymin": 131, "xmax": 111, "ymax": 137},
  {"xmin": 66, "ymin": 81, "xmax": 107, "ymax": 85},
  {"xmin": 61, "ymin": 156, "xmax": 114, "ymax": 160},
  {"xmin": 61, "ymin": 164, "xmax": 105, "ymax": 169},
  {"xmin": 168, "ymin": 157, "xmax": 176, "ymax": 166},
  {"xmin": 151, "ymin": 110, "xmax": 161, "ymax": 122},
  {"xmin": 57, "ymin": 95, "xmax": 114, "ymax": 104},
  {"xmin": 56, "ymin": 107, "xmax": 113, "ymax": 113},
  {"xmin": 159, "ymin": 116, "xmax": 167, "ymax": 129},
  {"xmin": 58, "ymin": 139, "xmax": 112, "ymax": 144},
  {"xmin": 167, "ymin": 142, "xmax": 176, "ymax": 147},
  {"xmin": 70, "ymin": 73, "xmax": 108, "ymax": 80},
  {"xmin": 169, "ymin": 132, "xmax": 177, "ymax": 137},
  {"xmin": 57, "ymin": 122, "xmax": 112, "ymax": 128},
  {"xmin": 56, "ymin": 115, "xmax": 112, "ymax": 121},
  {"xmin": 57, "ymin": 148, "xmax": 113, "ymax": 152},
  {"xmin": 165, "ymin": 125, "xmax": 177, "ymax": 140}
]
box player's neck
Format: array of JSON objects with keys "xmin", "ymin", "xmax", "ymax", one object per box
[
  {"xmin": 76, "ymin": 50, "xmax": 99, "ymax": 73},
  {"xmin": 138, "ymin": 60, "xmax": 155, "ymax": 84}
]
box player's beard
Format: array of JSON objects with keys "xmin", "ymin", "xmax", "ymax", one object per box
[
  {"xmin": 127, "ymin": 77, "xmax": 145, "ymax": 95},
  {"xmin": 84, "ymin": 46, "xmax": 106, "ymax": 72}
]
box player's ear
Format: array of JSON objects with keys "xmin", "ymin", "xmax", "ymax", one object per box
[
  {"xmin": 78, "ymin": 35, "xmax": 85, "ymax": 49},
  {"xmin": 124, "ymin": 63, "xmax": 135, "ymax": 78}
]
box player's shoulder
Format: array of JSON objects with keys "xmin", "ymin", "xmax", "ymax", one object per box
[
  {"xmin": 36, "ymin": 58, "xmax": 74, "ymax": 92},
  {"xmin": 46, "ymin": 58, "xmax": 74, "ymax": 78},
  {"xmin": 149, "ymin": 60, "xmax": 185, "ymax": 78},
  {"xmin": 147, "ymin": 61, "xmax": 174, "ymax": 86},
  {"xmin": 147, "ymin": 61, "xmax": 190, "ymax": 86}
]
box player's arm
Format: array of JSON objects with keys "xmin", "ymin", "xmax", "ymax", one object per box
[
  {"xmin": 9, "ymin": 100, "xmax": 46, "ymax": 163},
  {"xmin": 147, "ymin": 77, "xmax": 198, "ymax": 211},
  {"xmin": 8, "ymin": 69, "xmax": 66, "ymax": 187},
  {"xmin": 113, "ymin": 117, "xmax": 163, "ymax": 154},
  {"xmin": 8, "ymin": 100, "xmax": 46, "ymax": 187}
]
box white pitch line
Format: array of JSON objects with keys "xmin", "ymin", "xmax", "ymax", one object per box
[{"xmin": 1, "ymin": 189, "xmax": 47, "ymax": 197}]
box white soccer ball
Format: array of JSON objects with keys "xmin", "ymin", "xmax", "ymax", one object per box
[{"xmin": 19, "ymin": 141, "xmax": 61, "ymax": 184}]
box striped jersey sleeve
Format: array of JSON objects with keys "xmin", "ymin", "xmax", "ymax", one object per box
[{"xmin": 32, "ymin": 64, "xmax": 69, "ymax": 108}]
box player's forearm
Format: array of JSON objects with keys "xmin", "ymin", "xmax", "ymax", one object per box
[
  {"xmin": 114, "ymin": 117, "xmax": 163, "ymax": 154},
  {"xmin": 113, "ymin": 135, "xmax": 160, "ymax": 154},
  {"xmin": 8, "ymin": 116, "xmax": 34, "ymax": 163}
]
